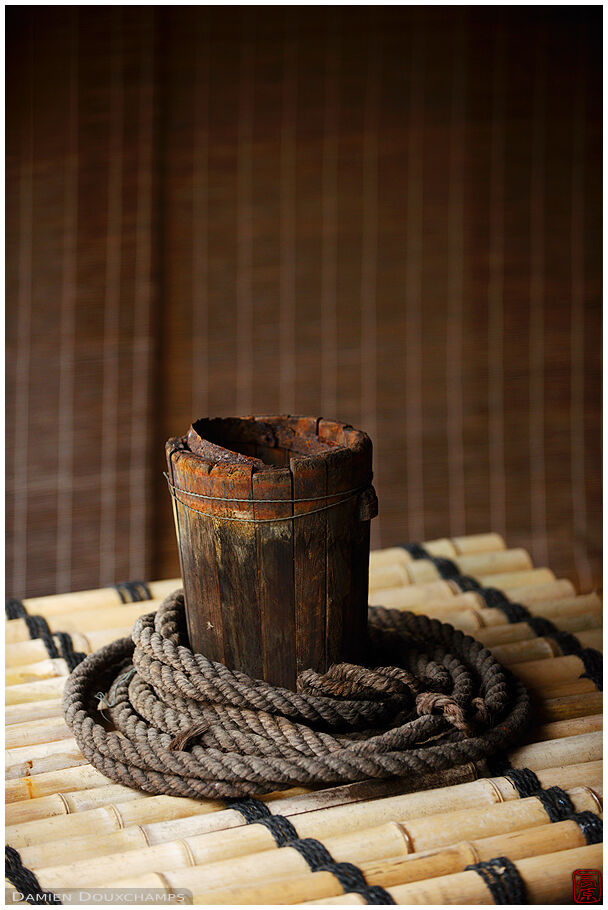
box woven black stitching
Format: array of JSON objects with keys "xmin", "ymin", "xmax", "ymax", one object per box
[
  {"xmin": 318, "ymin": 862, "xmax": 369, "ymax": 890},
  {"xmin": 332, "ymin": 864, "xmax": 391, "ymax": 904},
  {"xmin": 465, "ymin": 856, "xmax": 527, "ymax": 904},
  {"xmin": 431, "ymin": 556, "xmax": 460, "ymax": 579},
  {"xmin": 491, "ymin": 600, "xmax": 531, "ymax": 623},
  {"xmin": 536, "ymin": 786, "xmax": 576, "ymax": 822},
  {"xmin": 487, "ymin": 757, "xmax": 602, "ymax": 843},
  {"xmin": 400, "ymin": 542, "xmax": 427, "ymax": 560},
  {"xmin": 571, "ymin": 810, "xmax": 603, "ymax": 844},
  {"xmin": 27, "ymin": 617, "xmax": 60, "ymax": 660},
  {"xmin": 254, "ymin": 814, "xmax": 299, "ymax": 847},
  {"xmin": 403, "ymin": 542, "xmax": 603, "ymax": 690},
  {"xmin": 578, "ymin": 648, "xmax": 603, "ymax": 690},
  {"xmin": 454, "ymin": 574, "xmax": 482, "ymax": 593},
  {"xmin": 5, "ymin": 845, "xmax": 62, "ymax": 904},
  {"xmin": 5, "ymin": 599, "xmax": 86, "ymax": 671},
  {"xmin": 52, "ymin": 631, "xmax": 87, "ymax": 672},
  {"xmin": 289, "ymin": 837, "xmax": 334, "ymax": 867},
  {"xmin": 226, "ymin": 797, "xmax": 272, "ymax": 822},
  {"xmin": 358, "ymin": 885, "xmax": 396, "ymax": 905},
  {"xmin": 6, "ymin": 598, "xmax": 27, "ymax": 620},
  {"xmin": 479, "ymin": 586, "xmax": 510, "ymax": 608},
  {"xmin": 525, "ymin": 615, "xmax": 559, "ymax": 637},
  {"xmin": 226, "ymin": 798, "xmax": 394, "ymax": 904},
  {"xmin": 503, "ymin": 767, "xmax": 542, "ymax": 798},
  {"xmin": 114, "ymin": 581, "xmax": 152, "ymax": 603},
  {"xmin": 291, "ymin": 840, "xmax": 395, "ymax": 905}
]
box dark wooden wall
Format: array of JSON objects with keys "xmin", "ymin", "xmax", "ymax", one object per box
[{"xmin": 6, "ymin": 7, "xmax": 602, "ymax": 598}]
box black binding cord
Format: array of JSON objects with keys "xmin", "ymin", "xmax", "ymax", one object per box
[
  {"xmin": 5, "ymin": 599, "xmax": 86, "ymax": 670},
  {"xmin": 113, "ymin": 580, "xmax": 152, "ymax": 603},
  {"xmin": 5, "ymin": 845, "xmax": 62, "ymax": 905},
  {"xmin": 401, "ymin": 543, "xmax": 602, "ymax": 690},
  {"xmin": 226, "ymin": 797, "xmax": 395, "ymax": 904},
  {"xmin": 465, "ymin": 855, "xmax": 527, "ymax": 904},
  {"xmin": 486, "ymin": 760, "xmax": 603, "ymax": 844}
]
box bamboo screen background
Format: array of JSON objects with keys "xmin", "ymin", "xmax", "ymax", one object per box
[{"xmin": 6, "ymin": 7, "xmax": 602, "ymax": 599}]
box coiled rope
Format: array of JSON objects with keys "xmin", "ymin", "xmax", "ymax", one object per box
[{"xmin": 63, "ymin": 590, "xmax": 531, "ymax": 799}]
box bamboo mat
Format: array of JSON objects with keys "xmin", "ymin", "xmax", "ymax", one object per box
[{"xmin": 5, "ymin": 533, "xmax": 603, "ymax": 905}]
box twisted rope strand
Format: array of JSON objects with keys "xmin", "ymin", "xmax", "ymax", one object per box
[{"xmin": 63, "ymin": 591, "xmax": 530, "ymax": 799}]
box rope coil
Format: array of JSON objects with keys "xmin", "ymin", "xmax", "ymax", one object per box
[{"xmin": 63, "ymin": 591, "xmax": 530, "ymax": 799}]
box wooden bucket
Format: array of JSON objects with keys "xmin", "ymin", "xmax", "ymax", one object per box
[{"xmin": 165, "ymin": 416, "xmax": 378, "ymax": 688}]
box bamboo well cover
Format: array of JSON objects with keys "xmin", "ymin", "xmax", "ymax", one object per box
[
  {"xmin": 4, "ymin": 530, "xmax": 603, "ymax": 905},
  {"xmin": 166, "ymin": 416, "xmax": 378, "ymax": 687}
]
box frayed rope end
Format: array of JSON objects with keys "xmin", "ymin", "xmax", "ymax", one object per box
[{"xmin": 168, "ymin": 721, "xmax": 209, "ymax": 752}]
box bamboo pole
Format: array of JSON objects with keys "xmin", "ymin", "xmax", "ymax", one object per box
[
  {"xmin": 304, "ymin": 844, "xmax": 603, "ymax": 905},
  {"xmin": 538, "ymin": 690, "xmax": 603, "ymax": 722},
  {"xmin": 6, "ymin": 737, "xmax": 80, "ymax": 766},
  {"xmin": 31, "ymin": 785, "xmax": 601, "ymax": 891},
  {"xmin": 5, "ymin": 677, "xmax": 68, "ymax": 705},
  {"xmin": 6, "ymin": 716, "xmax": 72, "ymax": 750},
  {"xmin": 475, "ymin": 610, "xmax": 601, "ymax": 646},
  {"xmin": 369, "ymin": 579, "xmax": 472, "ymax": 607},
  {"xmin": 369, "ymin": 534, "xmax": 506, "ymax": 570},
  {"xmin": 505, "ymin": 731, "xmax": 601, "ymax": 771},
  {"xmin": 7, "ymin": 794, "xmax": 225, "ymax": 850},
  {"xmin": 491, "ymin": 628, "xmax": 602, "ymax": 665},
  {"xmin": 5, "ymin": 782, "xmax": 150, "ymax": 826},
  {"xmin": 5, "ymin": 764, "xmax": 113, "ymax": 804},
  {"xmin": 6, "ymin": 603, "xmax": 151, "ymax": 644},
  {"xmin": 522, "ymin": 714, "xmax": 602, "ymax": 742},
  {"xmin": 539, "ymin": 679, "xmax": 598, "ymax": 698},
  {"xmin": 180, "ymin": 817, "xmax": 598, "ymax": 904},
  {"xmin": 6, "ymin": 698, "xmax": 64, "ymax": 726},
  {"xmin": 369, "ymin": 549, "xmax": 533, "ymax": 591},
  {"xmin": 15, "ymin": 579, "xmax": 179, "ymax": 617},
  {"xmin": 408, "ymin": 549, "xmax": 533, "ymax": 585},
  {"xmin": 12, "ymin": 761, "xmax": 600, "ymax": 872},
  {"xmin": 476, "ymin": 567, "xmax": 555, "ymax": 588},
  {"xmin": 429, "ymin": 593, "xmax": 598, "ymax": 621},
  {"xmin": 369, "ymin": 598, "xmax": 599, "ymax": 637},
  {"xmin": 369, "ymin": 572, "xmax": 571, "ymax": 610},
  {"xmin": 6, "ymin": 659, "xmax": 71, "ymax": 686},
  {"xmin": 6, "ymin": 743, "xmax": 86, "ymax": 782},
  {"xmin": 6, "ymin": 627, "xmax": 131, "ymax": 669},
  {"xmin": 508, "ymin": 654, "xmax": 596, "ymax": 687}
]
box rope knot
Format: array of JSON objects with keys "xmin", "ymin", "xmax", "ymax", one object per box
[
  {"xmin": 415, "ymin": 691, "xmax": 473, "ymax": 733},
  {"xmin": 298, "ymin": 663, "xmax": 419, "ymax": 705}
]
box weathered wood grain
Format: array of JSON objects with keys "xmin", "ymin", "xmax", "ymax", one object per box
[
  {"xmin": 253, "ymin": 467, "xmax": 295, "ymax": 687},
  {"xmin": 168, "ymin": 416, "xmax": 375, "ymax": 686},
  {"xmin": 165, "ymin": 439, "xmax": 225, "ymax": 662},
  {"xmin": 211, "ymin": 462, "xmax": 262, "ymax": 678}
]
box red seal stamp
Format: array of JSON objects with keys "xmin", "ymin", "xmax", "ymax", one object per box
[{"xmin": 573, "ymin": 869, "xmax": 602, "ymax": 904}]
